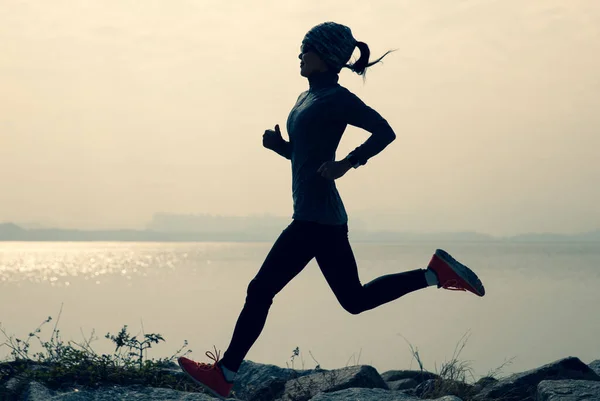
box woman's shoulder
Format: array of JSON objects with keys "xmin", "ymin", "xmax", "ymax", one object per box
[
  {"xmin": 332, "ymin": 84, "xmax": 361, "ymax": 98},
  {"xmin": 292, "ymin": 90, "xmax": 310, "ymax": 104},
  {"xmin": 319, "ymin": 84, "xmax": 358, "ymax": 101},
  {"xmin": 331, "ymin": 85, "xmax": 365, "ymax": 107}
]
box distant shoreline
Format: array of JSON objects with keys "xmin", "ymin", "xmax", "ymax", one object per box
[{"xmin": 1, "ymin": 223, "xmax": 599, "ymax": 243}]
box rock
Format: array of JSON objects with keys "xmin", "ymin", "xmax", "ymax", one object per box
[
  {"xmin": 243, "ymin": 378, "xmax": 288, "ymax": 401},
  {"xmin": 472, "ymin": 376, "xmax": 497, "ymax": 393},
  {"xmin": 589, "ymin": 360, "xmax": 600, "ymax": 377},
  {"xmin": 1, "ymin": 378, "xmax": 17, "ymax": 400},
  {"xmin": 5, "ymin": 376, "xmax": 23, "ymax": 392},
  {"xmin": 158, "ymin": 365, "xmax": 187, "ymax": 379},
  {"xmin": 232, "ymin": 360, "xmax": 318, "ymax": 401},
  {"xmin": 277, "ymin": 365, "xmax": 387, "ymax": 401},
  {"xmin": 473, "ymin": 357, "xmax": 600, "ymax": 401},
  {"xmin": 1, "ymin": 375, "xmax": 28, "ymax": 400},
  {"xmin": 310, "ymin": 388, "xmax": 463, "ymax": 400},
  {"xmin": 157, "ymin": 361, "xmax": 185, "ymax": 374},
  {"xmin": 412, "ymin": 378, "xmax": 435, "ymax": 397},
  {"xmin": 309, "ymin": 388, "xmax": 418, "ymax": 400},
  {"xmin": 387, "ymin": 378, "xmax": 418, "ymax": 391},
  {"xmin": 408, "ymin": 377, "xmax": 473, "ymax": 399},
  {"xmin": 380, "ymin": 369, "xmax": 439, "ymax": 383},
  {"xmin": 21, "ymin": 381, "xmax": 243, "ymax": 400},
  {"xmin": 537, "ymin": 379, "xmax": 600, "ymax": 400},
  {"xmin": 21, "ymin": 382, "xmax": 53, "ymax": 401}
]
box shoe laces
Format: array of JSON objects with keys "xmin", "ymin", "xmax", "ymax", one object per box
[
  {"xmin": 195, "ymin": 346, "xmax": 222, "ymax": 370},
  {"xmin": 441, "ymin": 278, "xmax": 467, "ymax": 292}
]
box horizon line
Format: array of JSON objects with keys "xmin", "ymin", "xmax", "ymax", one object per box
[{"xmin": 1, "ymin": 221, "xmax": 599, "ymax": 239}]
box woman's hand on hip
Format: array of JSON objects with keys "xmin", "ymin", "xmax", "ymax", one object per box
[{"xmin": 317, "ymin": 159, "xmax": 352, "ymax": 180}]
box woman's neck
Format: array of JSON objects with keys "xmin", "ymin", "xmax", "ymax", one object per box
[{"xmin": 308, "ymin": 70, "xmax": 339, "ymax": 90}]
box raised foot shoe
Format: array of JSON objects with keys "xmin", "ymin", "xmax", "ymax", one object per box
[
  {"xmin": 178, "ymin": 347, "xmax": 233, "ymax": 399},
  {"xmin": 427, "ymin": 249, "xmax": 485, "ymax": 297}
]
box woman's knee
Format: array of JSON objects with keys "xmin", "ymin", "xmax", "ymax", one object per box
[
  {"xmin": 340, "ymin": 298, "xmax": 365, "ymax": 315},
  {"xmin": 245, "ymin": 278, "xmax": 275, "ymax": 307}
]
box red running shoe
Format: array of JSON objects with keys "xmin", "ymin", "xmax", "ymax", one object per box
[
  {"xmin": 428, "ymin": 249, "xmax": 485, "ymax": 297},
  {"xmin": 178, "ymin": 347, "xmax": 233, "ymax": 399}
]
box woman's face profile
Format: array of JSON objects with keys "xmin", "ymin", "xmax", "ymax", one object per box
[{"xmin": 298, "ymin": 44, "xmax": 329, "ymax": 77}]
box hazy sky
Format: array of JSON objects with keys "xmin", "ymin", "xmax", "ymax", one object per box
[{"xmin": 1, "ymin": 0, "xmax": 599, "ymax": 235}]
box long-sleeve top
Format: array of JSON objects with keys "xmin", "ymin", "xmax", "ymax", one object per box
[{"xmin": 270, "ymin": 70, "xmax": 396, "ymax": 225}]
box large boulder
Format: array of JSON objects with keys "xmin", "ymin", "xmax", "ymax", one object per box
[
  {"xmin": 232, "ymin": 360, "xmax": 317, "ymax": 401},
  {"xmin": 21, "ymin": 381, "xmax": 241, "ymax": 400},
  {"xmin": 240, "ymin": 378, "xmax": 288, "ymax": 401},
  {"xmin": 309, "ymin": 388, "xmax": 417, "ymax": 401},
  {"xmin": 380, "ymin": 370, "xmax": 439, "ymax": 383},
  {"xmin": 21, "ymin": 382, "xmax": 53, "ymax": 401},
  {"xmin": 472, "ymin": 376, "xmax": 498, "ymax": 393},
  {"xmin": 431, "ymin": 397, "xmax": 464, "ymax": 401},
  {"xmin": 387, "ymin": 378, "xmax": 419, "ymax": 391},
  {"xmin": 408, "ymin": 378, "xmax": 473, "ymax": 399},
  {"xmin": 1, "ymin": 375, "xmax": 28, "ymax": 400},
  {"xmin": 277, "ymin": 365, "xmax": 387, "ymax": 401},
  {"xmin": 473, "ymin": 357, "xmax": 600, "ymax": 401},
  {"xmin": 310, "ymin": 388, "xmax": 463, "ymax": 401},
  {"xmin": 589, "ymin": 360, "xmax": 600, "ymax": 377},
  {"xmin": 537, "ymin": 379, "xmax": 600, "ymax": 400},
  {"xmin": 412, "ymin": 378, "xmax": 435, "ymax": 397}
]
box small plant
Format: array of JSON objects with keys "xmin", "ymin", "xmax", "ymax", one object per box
[
  {"xmin": 344, "ymin": 348, "xmax": 362, "ymax": 367},
  {"xmin": 436, "ymin": 331, "xmax": 475, "ymax": 383},
  {"xmin": 0, "ymin": 316, "xmax": 52, "ymax": 362},
  {"xmin": 0, "ymin": 305, "xmax": 196, "ymax": 393},
  {"xmin": 400, "ymin": 330, "xmax": 513, "ymax": 400},
  {"xmin": 399, "ymin": 334, "xmax": 425, "ymax": 372},
  {"xmin": 485, "ymin": 356, "xmax": 515, "ymax": 380},
  {"xmin": 308, "ymin": 350, "xmax": 321, "ymax": 370},
  {"xmin": 285, "ymin": 346, "xmax": 323, "ymax": 372},
  {"xmin": 105, "ymin": 325, "xmax": 165, "ymax": 370},
  {"xmin": 287, "ymin": 346, "xmax": 302, "ymax": 370}
]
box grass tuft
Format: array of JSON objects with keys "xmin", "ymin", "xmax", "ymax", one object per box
[
  {"xmin": 0, "ymin": 304, "xmax": 206, "ymax": 394},
  {"xmin": 401, "ymin": 330, "xmax": 514, "ymax": 400}
]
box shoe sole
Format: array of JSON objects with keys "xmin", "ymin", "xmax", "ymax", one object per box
[
  {"xmin": 435, "ymin": 249, "xmax": 486, "ymax": 297},
  {"xmin": 177, "ymin": 359, "xmax": 231, "ymax": 400}
]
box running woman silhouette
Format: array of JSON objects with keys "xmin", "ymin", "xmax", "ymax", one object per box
[{"xmin": 178, "ymin": 22, "xmax": 485, "ymax": 399}]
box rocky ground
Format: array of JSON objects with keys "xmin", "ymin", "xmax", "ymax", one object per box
[{"xmin": 1, "ymin": 357, "xmax": 599, "ymax": 400}]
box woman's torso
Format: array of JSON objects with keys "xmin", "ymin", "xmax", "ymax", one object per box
[{"xmin": 286, "ymin": 79, "xmax": 349, "ymax": 225}]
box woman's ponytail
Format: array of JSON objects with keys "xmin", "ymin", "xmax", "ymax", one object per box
[
  {"xmin": 350, "ymin": 41, "xmax": 371, "ymax": 75},
  {"xmin": 347, "ymin": 41, "xmax": 395, "ymax": 77}
]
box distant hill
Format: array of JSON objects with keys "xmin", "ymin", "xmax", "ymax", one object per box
[
  {"xmin": 1, "ymin": 222, "xmax": 599, "ymax": 242},
  {"xmin": 0, "ymin": 223, "xmax": 26, "ymax": 239},
  {"xmin": 349, "ymin": 230, "xmax": 495, "ymax": 242},
  {"xmin": 507, "ymin": 230, "xmax": 600, "ymax": 242},
  {"xmin": 0, "ymin": 222, "xmax": 280, "ymax": 242},
  {"xmin": 146, "ymin": 212, "xmax": 292, "ymax": 233}
]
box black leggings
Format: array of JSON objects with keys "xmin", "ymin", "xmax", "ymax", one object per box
[{"xmin": 220, "ymin": 220, "xmax": 428, "ymax": 371}]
